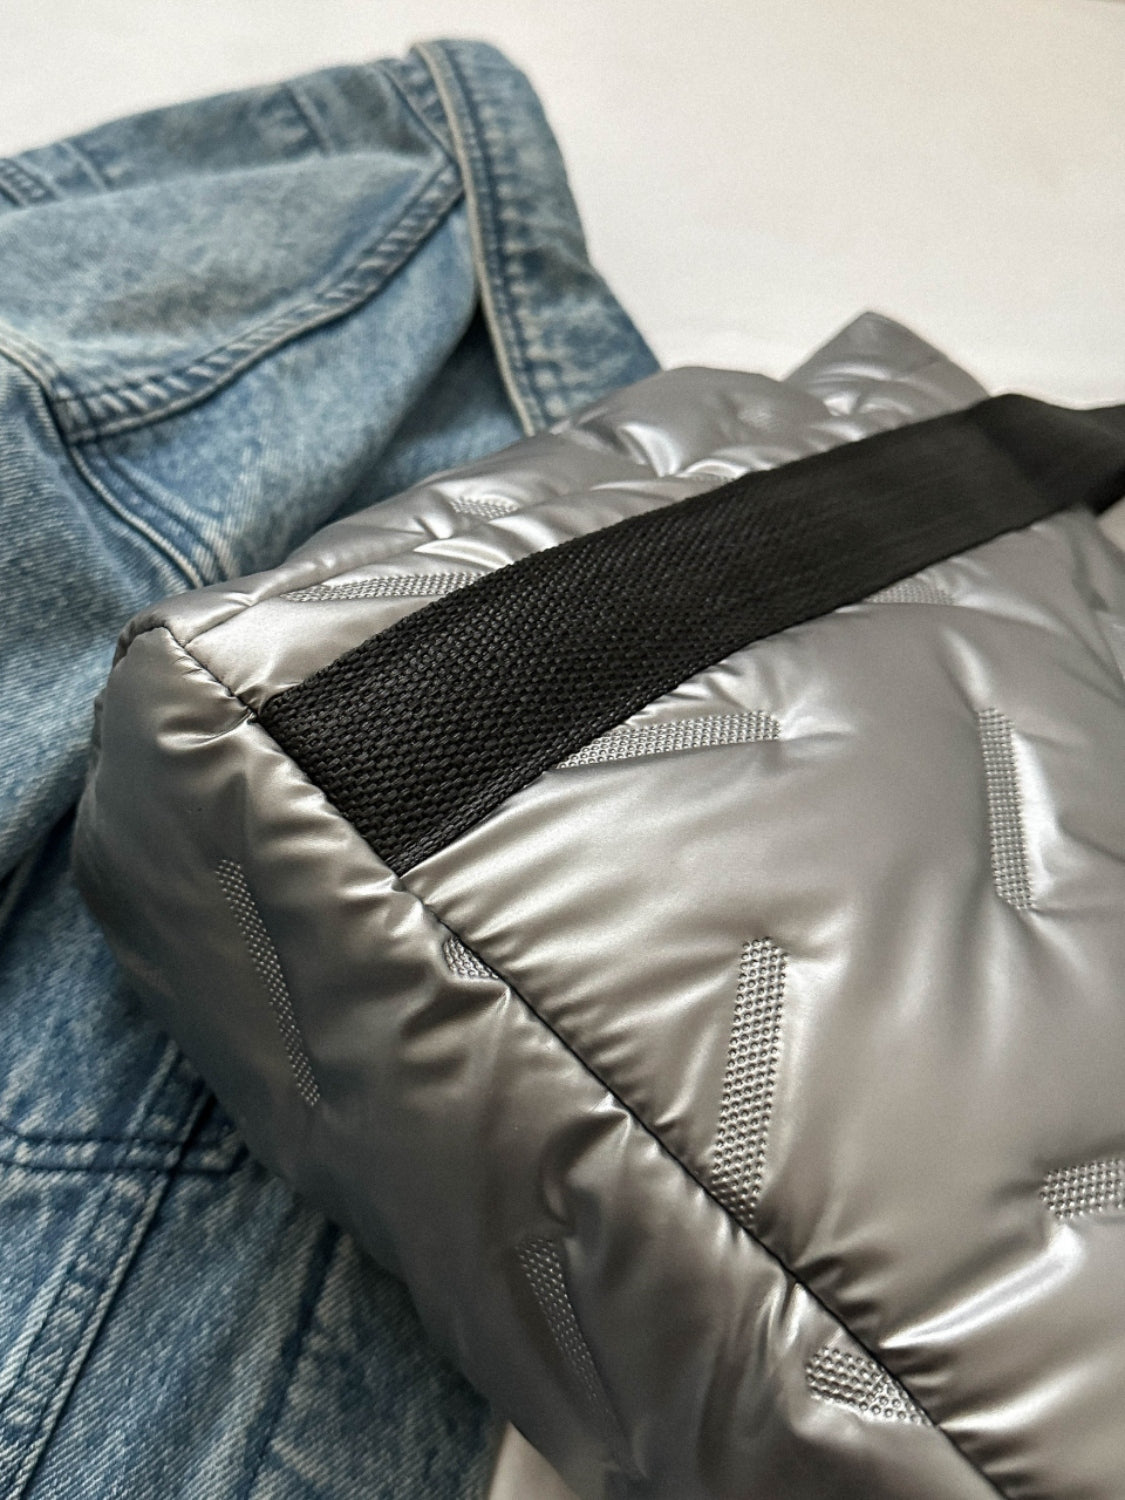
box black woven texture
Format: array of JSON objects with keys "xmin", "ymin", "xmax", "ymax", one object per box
[{"xmin": 259, "ymin": 394, "xmax": 1125, "ymax": 873}]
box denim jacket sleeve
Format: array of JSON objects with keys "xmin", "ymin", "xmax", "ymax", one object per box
[
  {"xmin": 0, "ymin": 39, "xmax": 657, "ymax": 883},
  {"xmin": 0, "ymin": 41, "xmax": 654, "ymax": 1500}
]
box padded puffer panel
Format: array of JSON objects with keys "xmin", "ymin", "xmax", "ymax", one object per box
[
  {"xmin": 113, "ymin": 312, "xmax": 988, "ymax": 709},
  {"xmin": 75, "ymin": 631, "xmax": 999, "ymax": 1500},
  {"xmin": 74, "ymin": 313, "xmax": 1125, "ymax": 1499},
  {"xmin": 404, "ymin": 505, "xmax": 1125, "ymax": 1497}
]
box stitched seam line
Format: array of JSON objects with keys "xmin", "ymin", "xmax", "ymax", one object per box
[
  {"xmin": 6, "ymin": 1095, "xmax": 214, "ymax": 1499},
  {"xmin": 412, "ymin": 913, "xmax": 1008, "ymax": 1496},
  {"xmin": 284, "ymin": 83, "xmax": 333, "ymax": 156},
  {"xmin": 0, "ymin": 324, "xmax": 99, "ymax": 428},
  {"xmin": 54, "ymin": 162, "xmax": 461, "ymax": 441},
  {"xmin": 163, "ymin": 448, "xmax": 682, "ymax": 651},
  {"xmin": 134, "ymin": 623, "xmax": 1007, "ymax": 1499},
  {"xmin": 0, "ymin": 1044, "xmax": 229, "ymax": 1158},
  {"xmin": 0, "ymin": 1175, "xmax": 120, "ymax": 1436},
  {"xmin": 436, "ymin": 46, "xmax": 546, "ymax": 418},
  {"xmin": 0, "ymin": 1074, "xmax": 208, "ymax": 1494},
  {"xmin": 0, "ymin": 1116, "xmax": 223, "ymax": 1152},
  {"xmin": 57, "ymin": 158, "xmax": 457, "ymax": 406},
  {"xmin": 0, "ymin": 157, "xmax": 55, "ymax": 206},
  {"xmin": 0, "ymin": 1120, "xmax": 199, "ymax": 1148},
  {"xmin": 3, "ymin": 1175, "xmax": 168, "ymax": 1497},
  {"xmin": 58, "ymin": 138, "xmax": 111, "ymax": 192},
  {"xmin": 432, "ymin": 43, "xmax": 602, "ymax": 420},
  {"xmin": 414, "ymin": 43, "xmax": 541, "ymax": 436},
  {"xmin": 0, "ymin": 348, "xmax": 201, "ymax": 589},
  {"xmin": 239, "ymin": 1222, "xmax": 340, "ymax": 1498},
  {"xmin": 373, "ymin": 60, "xmax": 458, "ymax": 165},
  {"xmin": 79, "ymin": 441, "xmax": 209, "ymax": 586},
  {"xmin": 0, "ymin": 1160, "xmax": 239, "ymax": 1181}
]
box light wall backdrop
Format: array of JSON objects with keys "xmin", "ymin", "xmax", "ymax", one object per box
[{"xmin": 2, "ymin": 2, "xmax": 1122, "ymax": 402}]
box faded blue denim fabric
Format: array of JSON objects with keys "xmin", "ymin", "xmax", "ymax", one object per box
[{"xmin": 0, "ymin": 40, "xmax": 656, "ymax": 1498}]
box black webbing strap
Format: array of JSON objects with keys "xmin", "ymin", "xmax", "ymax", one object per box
[{"xmin": 260, "ymin": 394, "xmax": 1125, "ymax": 872}]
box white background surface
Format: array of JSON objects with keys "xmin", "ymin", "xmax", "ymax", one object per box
[{"xmin": 2, "ymin": 0, "xmax": 1123, "ymax": 403}]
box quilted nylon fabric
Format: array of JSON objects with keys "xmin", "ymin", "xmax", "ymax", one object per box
[
  {"xmin": 258, "ymin": 394, "xmax": 1125, "ymax": 872},
  {"xmin": 74, "ymin": 314, "xmax": 1125, "ymax": 1500}
]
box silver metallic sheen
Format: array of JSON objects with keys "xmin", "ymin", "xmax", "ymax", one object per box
[{"xmin": 74, "ymin": 314, "xmax": 1125, "ymax": 1500}]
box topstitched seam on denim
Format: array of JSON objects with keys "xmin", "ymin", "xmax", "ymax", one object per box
[
  {"xmin": 0, "ymin": 1081, "xmax": 209, "ymax": 1488},
  {"xmin": 284, "ymin": 83, "xmax": 334, "ymax": 156},
  {"xmin": 58, "ymin": 138, "xmax": 112, "ymax": 192},
  {"xmin": 5, "ymin": 1098, "xmax": 213, "ymax": 1497},
  {"xmin": 240, "ymin": 1222, "xmax": 341, "ymax": 1499},
  {"xmin": 0, "ymin": 157, "xmax": 56, "ymax": 206},
  {"xmin": 0, "ymin": 324, "xmax": 92, "ymax": 414},
  {"xmin": 0, "ymin": 1155, "xmax": 243, "ymax": 1180},
  {"xmin": 56, "ymin": 165, "xmax": 463, "ymax": 440},
  {"xmin": 439, "ymin": 46, "xmax": 586, "ymax": 417},
  {"xmin": 74, "ymin": 442, "xmax": 205, "ymax": 588},
  {"xmin": 0, "ymin": 1157, "xmax": 178, "ymax": 1178},
  {"xmin": 0, "ymin": 1117, "xmax": 223, "ymax": 1149},
  {"xmin": 0, "ymin": 1110, "xmax": 241, "ymax": 1168},
  {"xmin": 92, "ymin": 441, "xmax": 224, "ymax": 581},
  {"xmin": 56, "ymin": 158, "xmax": 458, "ymax": 403},
  {"xmin": 415, "ymin": 43, "xmax": 540, "ymax": 435},
  {"xmin": 0, "ymin": 1029, "xmax": 200, "ymax": 1153},
  {"xmin": 0, "ymin": 1166, "xmax": 122, "ymax": 1439},
  {"xmin": 0, "ymin": 1044, "xmax": 229, "ymax": 1158},
  {"xmin": 0, "ymin": 344, "xmax": 203, "ymax": 588},
  {"xmin": 133, "ymin": 623, "xmax": 1006, "ymax": 1497},
  {"xmin": 374, "ymin": 60, "xmax": 458, "ymax": 165},
  {"xmin": 436, "ymin": 46, "xmax": 544, "ymax": 425},
  {"xmin": 0, "ymin": 1140, "xmax": 244, "ymax": 1176}
]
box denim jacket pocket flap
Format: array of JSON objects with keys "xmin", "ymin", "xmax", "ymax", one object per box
[{"xmin": 0, "ymin": 67, "xmax": 460, "ymax": 444}]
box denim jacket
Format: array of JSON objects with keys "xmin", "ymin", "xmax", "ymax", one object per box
[{"xmin": 0, "ymin": 41, "xmax": 654, "ymax": 1498}]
